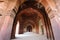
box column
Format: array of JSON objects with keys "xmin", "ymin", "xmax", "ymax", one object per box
[{"xmin": 0, "ymin": 10, "xmax": 15, "ymax": 40}]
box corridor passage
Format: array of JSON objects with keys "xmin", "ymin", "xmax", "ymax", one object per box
[
  {"xmin": 11, "ymin": 32, "xmax": 47, "ymax": 40},
  {"xmin": 1, "ymin": 0, "xmax": 60, "ymax": 40}
]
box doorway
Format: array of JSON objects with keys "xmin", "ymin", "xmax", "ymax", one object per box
[{"xmin": 26, "ymin": 25, "xmax": 32, "ymax": 32}]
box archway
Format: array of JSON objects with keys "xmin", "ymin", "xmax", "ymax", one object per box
[
  {"xmin": 11, "ymin": 0, "xmax": 54, "ymax": 40},
  {"xmin": 26, "ymin": 25, "xmax": 32, "ymax": 32}
]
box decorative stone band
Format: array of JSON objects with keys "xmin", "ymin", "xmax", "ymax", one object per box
[
  {"xmin": 10, "ymin": 9, "xmax": 16, "ymax": 18},
  {"xmin": 0, "ymin": 11, "xmax": 15, "ymax": 19}
]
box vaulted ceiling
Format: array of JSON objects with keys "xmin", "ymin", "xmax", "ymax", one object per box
[{"xmin": 0, "ymin": 0, "xmax": 60, "ymax": 19}]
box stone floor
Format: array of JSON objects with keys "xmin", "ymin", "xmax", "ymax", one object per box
[{"xmin": 11, "ymin": 32, "xmax": 48, "ymax": 40}]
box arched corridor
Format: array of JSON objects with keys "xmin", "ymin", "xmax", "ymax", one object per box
[
  {"xmin": 0, "ymin": 0, "xmax": 60, "ymax": 40},
  {"xmin": 11, "ymin": 0, "xmax": 54, "ymax": 40}
]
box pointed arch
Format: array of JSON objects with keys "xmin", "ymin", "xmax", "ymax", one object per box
[{"xmin": 11, "ymin": 1, "xmax": 54, "ymax": 40}]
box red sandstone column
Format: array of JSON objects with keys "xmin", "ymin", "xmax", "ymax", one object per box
[
  {"xmin": 0, "ymin": 16, "xmax": 14, "ymax": 40},
  {"xmin": 36, "ymin": 25, "xmax": 39, "ymax": 34}
]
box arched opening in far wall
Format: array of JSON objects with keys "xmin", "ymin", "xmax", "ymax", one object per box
[
  {"xmin": 11, "ymin": 0, "xmax": 55, "ymax": 40},
  {"xmin": 26, "ymin": 25, "xmax": 32, "ymax": 32}
]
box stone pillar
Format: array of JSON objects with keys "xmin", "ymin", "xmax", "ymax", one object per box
[
  {"xmin": 0, "ymin": 10, "xmax": 15, "ymax": 40},
  {"xmin": 48, "ymin": 10, "xmax": 60, "ymax": 40},
  {"xmin": 36, "ymin": 23, "xmax": 39, "ymax": 34},
  {"xmin": 51, "ymin": 16, "xmax": 60, "ymax": 40},
  {"xmin": 19, "ymin": 22, "xmax": 24, "ymax": 34}
]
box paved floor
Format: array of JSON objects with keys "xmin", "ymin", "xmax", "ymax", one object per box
[{"xmin": 11, "ymin": 32, "xmax": 48, "ymax": 40}]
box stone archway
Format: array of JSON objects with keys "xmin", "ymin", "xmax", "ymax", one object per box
[
  {"xmin": 11, "ymin": 0, "xmax": 54, "ymax": 40},
  {"xmin": 26, "ymin": 25, "xmax": 32, "ymax": 32}
]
